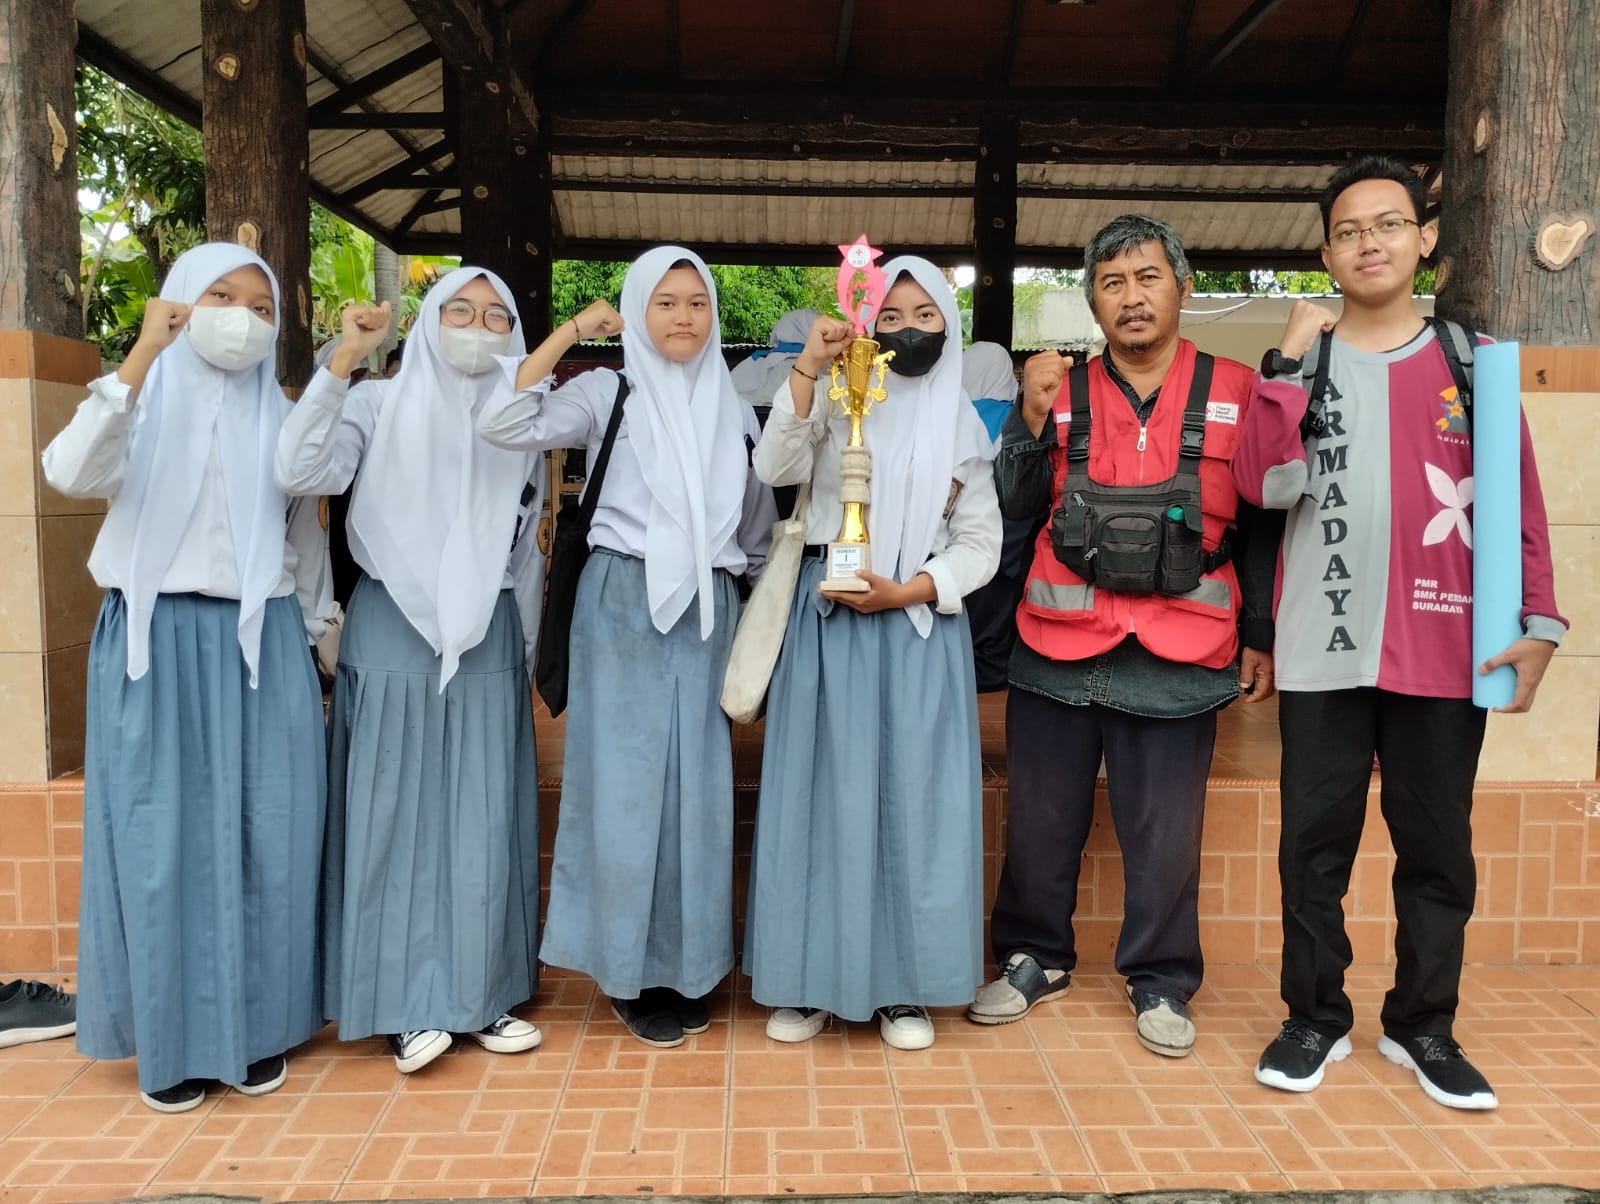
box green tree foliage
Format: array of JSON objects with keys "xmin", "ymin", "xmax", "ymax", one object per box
[{"xmin": 550, "ymin": 261, "xmax": 836, "ymax": 343}]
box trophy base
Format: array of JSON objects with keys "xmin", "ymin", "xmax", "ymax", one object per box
[{"xmin": 817, "ymin": 541, "xmax": 871, "ymax": 594}]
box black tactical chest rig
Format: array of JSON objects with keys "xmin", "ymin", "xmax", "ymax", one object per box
[{"xmin": 1049, "ymin": 354, "xmax": 1231, "ymax": 595}]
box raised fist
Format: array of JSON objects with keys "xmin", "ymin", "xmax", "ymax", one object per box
[
  {"xmin": 1021, "ymin": 350, "xmax": 1073, "ymax": 431},
  {"xmin": 573, "ymin": 300, "xmax": 623, "ymax": 340},
  {"xmin": 135, "ymin": 299, "xmax": 193, "ymax": 354}
]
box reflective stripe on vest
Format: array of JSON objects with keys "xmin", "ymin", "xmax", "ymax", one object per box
[
  {"xmin": 1027, "ymin": 578, "xmax": 1095, "ymax": 612},
  {"xmin": 1172, "ymin": 576, "xmax": 1231, "ymax": 610}
]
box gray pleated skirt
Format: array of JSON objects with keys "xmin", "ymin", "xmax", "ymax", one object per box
[
  {"xmin": 322, "ymin": 575, "xmax": 540, "ymax": 1039},
  {"xmin": 76, "ymin": 590, "xmax": 327, "ymax": 1094},
  {"xmin": 539, "ymin": 549, "xmax": 738, "ymax": 1000},
  {"xmin": 743, "ymin": 558, "xmax": 984, "ymax": 1020}
]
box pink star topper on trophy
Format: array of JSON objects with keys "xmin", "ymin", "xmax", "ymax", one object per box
[{"xmin": 837, "ymin": 235, "xmax": 888, "ymax": 334}]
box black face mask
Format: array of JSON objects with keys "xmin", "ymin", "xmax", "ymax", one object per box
[{"xmin": 875, "ymin": 326, "xmax": 946, "ymax": 377}]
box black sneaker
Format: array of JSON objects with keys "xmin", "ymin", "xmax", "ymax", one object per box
[
  {"xmin": 140, "ymin": 1080, "xmax": 207, "ymax": 1114},
  {"xmin": 0, "ymin": 980, "xmax": 77, "ymax": 1048},
  {"xmin": 1255, "ymin": 1019, "xmax": 1353, "ymax": 1092},
  {"xmin": 234, "ymin": 1054, "xmax": 287, "ymax": 1097},
  {"xmin": 646, "ymin": 987, "xmax": 710, "ymax": 1035},
  {"xmin": 1378, "ymin": 1032, "xmax": 1498, "ymax": 1110},
  {"xmin": 611, "ymin": 995, "xmax": 684, "ymax": 1048}
]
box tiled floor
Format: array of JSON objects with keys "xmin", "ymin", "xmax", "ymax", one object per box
[{"xmin": 2, "ymin": 961, "xmax": 1598, "ymax": 1201}]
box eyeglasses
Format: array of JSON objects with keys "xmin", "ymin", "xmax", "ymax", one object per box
[
  {"xmin": 441, "ymin": 298, "xmax": 517, "ymax": 333},
  {"xmin": 1327, "ymin": 217, "xmax": 1420, "ymax": 251}
]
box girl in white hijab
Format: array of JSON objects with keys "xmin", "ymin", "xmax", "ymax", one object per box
[
  {"xmin": 743, "ymin": 257, "xmax": 1001, "ymax": 1051},
  {"xmin": 42, "ymin": 242, "xmax": 330, "ymax": 1112},
  {"xmin": 728, "ymin": 306, "xmax": 823, "ymax": 412},
  {"xmin": 476, "ymin": 245, "xmax": 775, "ymax": 1048},
  {"xmin": 275, "ymin": 267, "xmax": 545, "ymax": 1074}
]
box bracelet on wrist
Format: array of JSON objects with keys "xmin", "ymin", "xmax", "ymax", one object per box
[{"xmin": 792, "ymin": 364, "xmax": 818, "ymax": 381}]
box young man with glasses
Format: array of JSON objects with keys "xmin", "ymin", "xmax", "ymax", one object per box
[{"xmin": 1233, "ymin": 156, "xmax": 1565, "ymax": 1110}]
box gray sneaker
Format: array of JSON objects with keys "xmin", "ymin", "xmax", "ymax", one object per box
[
  {"xmin": 967, "ymin": 952, "xmax": 1071, "ymax": 1025},
  {"xmin": 1127, "ymin": 986, "xmax": 1195, "ymax": 1057}
]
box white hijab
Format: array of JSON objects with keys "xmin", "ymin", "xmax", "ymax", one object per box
[
  {"xmin": 95, "ymin": 242, "xmax": 290, "ymax": 685},
  {"xmin": 348, "ymin": 266, "xmax": 540, "ymax": 689},
  {"xmin": 962, "ymin": 340, "xmax": 1019, "ymax": 403},
  {"xmin": 728, "ymin": 307, "xmax": 821, "ymax": 409},
  {"xmin": 863, "ymin": 256, "xmax": 994, "ymax": 638},
  {"xmin": 618, "ymin": 246, "xmax": 747, "ymax": 640}
]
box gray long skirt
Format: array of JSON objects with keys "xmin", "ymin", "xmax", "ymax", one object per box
[
  {"xmin": 539, "ymin": 549, "xmax": 738, "ymax": 1000},
  {"xmin": 744, "ymin": 558, "xmax": 984, "ymax": 1020},
  {"xmin": 76, "ymin": 591, "xmax": 326, "ymax": 1094},
  {"xmin": 322, "ymin": 575, "xmax": 540, "ymax": 1039}
]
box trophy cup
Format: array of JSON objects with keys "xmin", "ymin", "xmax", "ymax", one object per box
[{"xmin": 818, "ymin": 235, "xmax": 895, "ymax": 595}]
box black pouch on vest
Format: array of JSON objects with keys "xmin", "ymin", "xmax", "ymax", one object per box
[{"xmin": 1048, "ymin": 355, "xmax": 1219, "ymax": 597}]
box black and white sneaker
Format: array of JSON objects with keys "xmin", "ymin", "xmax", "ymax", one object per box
[
  {"xmin": 611, "ymin": 996, "xmax": 684, "ymax": 1048},
  {"xmin": 388, "ymin": 1029, "xmax": 451, "ymax": 1073},
  {"xmin": 967, "ymin": 953, "xmax": 1071, "ymax": 1025},
  {"xmin": 1255, "ymin": 1019, "xmax": 1352, "ymax": 1092},
  {"xmin": 467, "ymin": 1014, "xmax": 542, "ymax": 1054},
  {"xmin": 234, "ymin": 1054, "xmax": 287, "ymax": 1097},
  {"xmin": 0, "ymin": 980, "xmax": 76, "ymax": 1048},
  {"xmin": 140, "ymin": 1079, "xmax": 207, "ymax": 1114},
  {"xmin": 1378, "ymin": 1033, "xmax": 1498, "ymax": 1110}
]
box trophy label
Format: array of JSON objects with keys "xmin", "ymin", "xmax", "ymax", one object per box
[{"xmin": 820, "ymin": 541, "xmax": 871, "ymax": 593}]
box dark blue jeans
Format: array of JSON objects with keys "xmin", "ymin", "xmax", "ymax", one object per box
[{"xmin": 990, "ymin": 687, "xmax": 1218, "ymax": 1002}]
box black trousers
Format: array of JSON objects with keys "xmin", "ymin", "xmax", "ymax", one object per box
[
  {"xmin": 989, "ymin": 688, "xmax": 1217, "ymax": 1001},
  {"xmin": 1276, "ymin": 688, "xmax": 1486, "ymax": 1039}
]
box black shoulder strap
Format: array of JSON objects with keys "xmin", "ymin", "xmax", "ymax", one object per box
[
  {"xmin": 1178, "ymin": 351, "xmax": 1215, "ymax": 469},
  {"xmin": 1300, "ymin": 328, "xmax": 1336, "ymax": 442},
  {"xmin": 1064, "ymin": 362, "xmax": 1092, "ymax": 464},
  {"xmin": 1427, "ymin": 316, "xmax": 1476, "ymax": 433},
  {"xmin": 579, "ymin": 373, "xmax": 630, "ymax": 522}
]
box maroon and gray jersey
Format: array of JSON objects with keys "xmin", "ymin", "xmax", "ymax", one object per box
[{"xmin": 1231, "ymin": 325, "xmax": 1565, "ymax": 699}]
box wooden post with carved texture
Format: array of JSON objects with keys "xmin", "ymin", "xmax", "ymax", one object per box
[
  {"xmin": 1437, "ymin": 0, "xmax": 1597, "ymax": 344},
  {"xmin": 201, "ymin": 0, "xmax": 314, "ymax": 386}
]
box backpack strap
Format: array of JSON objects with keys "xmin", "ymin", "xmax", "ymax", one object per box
[
  {"xmin": 1064, "ymin": 361, "xmax": 1092, "ymax": 465},
  {"xmin": 1299, "ymin": 328, "xmax": 1335, "ymax": 442},
  {"xmin": 1427, "ymin": 316, "xmax": 1476, "ymax": 433},
  {"xmin": 579, "ymin": 373, "xmax": 631, "ymax": 523},
  {"xmin": 1178, "ymin": 351, "xmax": 1215, "ymax": 470}
]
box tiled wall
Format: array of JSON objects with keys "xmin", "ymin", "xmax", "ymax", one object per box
[
  {"xmin": 0, "ymin": 331, "xmax": 105, "ymax": 781},
  {"xmin": 5, "ymin": 771, "xmax": 1596, "ymax": 983}
]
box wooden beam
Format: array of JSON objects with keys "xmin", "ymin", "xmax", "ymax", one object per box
[
  {"xmin": 393, "ymin": 189, "xmax": 448, "ymax": 235},
  {"xmin": 1167, "ymin": 0, "xmax": 1199, "ymax": 86},
  {"xmin": 832, "ymin": 0, "xmax": 857, "ymax": 80},
  {"xmin": 996, "ymin": 0, "xmax": 1026, "ymax": 86},
  {"xmin": 306, "ymin": 44, "xmax": 440, "ymax": 118},
  {"xmin": 403, "ymin": 0, "xmax": 540, "ymax": 131},
  {"xmin": 1202, "ymin": 0, "xmax": 1290, "ymax": 70},
  {"xmin": 337, "ymin": 144, "xmax": 457, "ymax": 204},
  {"xmin": 973, "ymin": 112, "xmax": 1019, "ymax": 346},
  {"xmin": 76, "ymin": 25, "xmax": 202, "ymax": 126},
  {"xmin": 531, "ymin": 0, "xmax": 601, "ymax": 72},
  {"xmin": 1328, "ymin": 0, "xmax": 1377, "ymax": 85},
  {"xmin": 549, "ymin": 177, "xmax": 1325, "ymax": 203},
  {"xmin": 666, "ymin": 0, "xmax": 684, "ymax": 78},
  {"xmin": 201, "ymin": 0, "xmax": 313, "ymax": 383}
]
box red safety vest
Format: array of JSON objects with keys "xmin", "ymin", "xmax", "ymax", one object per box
[{"xmin": 1016, "ymin": 340, "xmax": 1254, "ymax": 670}]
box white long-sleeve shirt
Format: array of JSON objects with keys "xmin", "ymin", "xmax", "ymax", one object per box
[
  {"xmin": 475, "ymin": 366, "xmax": 777, "ymax": 575},
  {"xmin": 753, "ymin": 379, "xmax": 1002, "ymax": 613},
  {"xmin": 275, "ymin": 365, "xmax": 549, "ymax": 670},
  {"xmin": 41, "ymin": 372, "xmax": 329, "ymax": 638}
]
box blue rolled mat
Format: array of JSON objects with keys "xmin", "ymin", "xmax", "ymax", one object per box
[{"xmin": 1471, "ymin": 340, "xmax": 1522, "ymax": 709}]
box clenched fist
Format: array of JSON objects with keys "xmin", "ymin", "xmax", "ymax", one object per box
[
  {"xmin": 1020, "ymin": 350, "xmax": 1074, "ymax": 436},
  {"xmin": 572, "ymin": 300, "xmax": 623, "ymax": 341},
  {"xmin": 1277, "ymin": 301, "xmax": 1339, "ymax": 362},
  {"xmin": 330, "ymin": 300, "xmax": 392, "ymax": 380},
  {"xmin": 135, "ymin": 299, "xmax": 194, "ymax": 355}
]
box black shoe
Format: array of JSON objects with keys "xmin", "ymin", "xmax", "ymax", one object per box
[
  {"xmin": 140, "ymin": 1080, "xmax": 207, "ymax": 1114},
  {"xmin": 234, "ymin": 1054, "xmax": 287, "ymax": 1097},
  {"xmin": 611, "ymin": 995, "xmax": 684, "ymax": 1048},
  {"xmin": 1378, "ymin": 1032, "xmax": 1498, "ymax": 1110},
  {"xmin": 647, "ymin": 987, "xmax": 710, "ymax": 1035},
  {"xmin": 1255, "ymin": 1019, "xmax": 1353, "ymax": 1092},
  {"xmin": 0, "ymin": 980, "xmax": 76, "ymax": 1049}
]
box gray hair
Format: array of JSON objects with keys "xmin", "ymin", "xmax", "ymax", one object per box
[{"xmin": 1082, "ymin": 214, "xmax": 1192, "ymax": 301}]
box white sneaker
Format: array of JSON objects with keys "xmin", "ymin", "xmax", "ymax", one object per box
[
  {"xmin": 877, "ymin": 1004, "xmax": 935, "ymax": 1050},
  {"xmin": 388, "ymin": 1029, "xmax": 451, "ymax": 1073},
  {"xmin": 467, "ymin": 1014, "xmax": 542, "ymax": 1054},
  {"xmin": 766, "ymin": 1006, "xmax": 828, "ymax": 1043}
]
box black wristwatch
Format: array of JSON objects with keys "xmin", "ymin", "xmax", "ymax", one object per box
[{"xmin": 1260, "ymin": 348, "xmax": 1303, "ymax": 379}]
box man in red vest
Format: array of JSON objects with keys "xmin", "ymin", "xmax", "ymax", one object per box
[{"xmin": 968, "ymin": 214, "xmax": 1274, "ymax": 1057}]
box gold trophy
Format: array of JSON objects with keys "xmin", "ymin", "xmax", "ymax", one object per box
[{"xmin": 818, "ymin": 235, "xmax": 895, "ymax": 595}]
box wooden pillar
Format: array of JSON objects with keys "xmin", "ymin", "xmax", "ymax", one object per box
[
  {"xmin": 200, "ymin": 0, "xmax": 314, "ymax": 386},
  {"xmin": 1437, "ymin": 0, "xmax": 1600, "ymax": 783},
  {"xmin": 0, "ymin": 0, "xmax": 80, "ymax": 337},
  {"xmin": 454, "ymin": 71, "xmax": 553, "ymax": 334},
  {"xmin": 0, "ymin": 0, "xmax": 103, "ymax": 785},
  {"xmin": 972, "ymin": 112, "xmax": 1019, "ymax": 348},
  {"xmin": 1437, "ymin": 0, "xmax": 1597, "ymax": 342}
]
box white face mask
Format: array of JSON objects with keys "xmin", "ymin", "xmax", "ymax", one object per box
[
  {"xmin": 186, "ymin": 305, "xmax": 277, "ymax": 372},
  {"xmin": 437, "ymin": 325, "xmax": 510, "ymax": 375}
]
